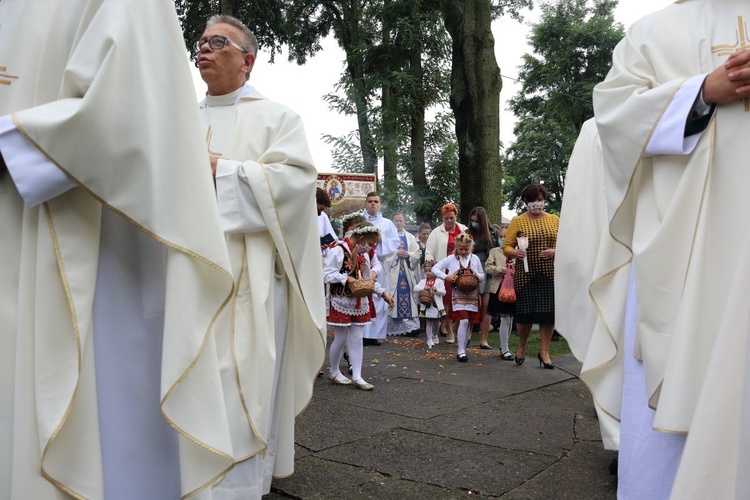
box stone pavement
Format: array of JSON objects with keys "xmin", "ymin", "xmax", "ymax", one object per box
[{"xmin": 269, "ymin": 337, "xmax": 617, "ymax": 499}]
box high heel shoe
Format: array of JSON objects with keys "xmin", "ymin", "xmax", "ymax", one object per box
[
  {"xmin": 537, "ymin": 352, "xmax": 554, "ymax": 369},
  {"xmin": 515, "ymin": 347, "xmax": 525, "ymax": 365}
]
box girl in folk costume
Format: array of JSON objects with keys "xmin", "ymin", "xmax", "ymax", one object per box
[
  {"xmin": 324, "ymin": 223, "xmax": 394, "ymax": 390},
  {"xmin": 433, "ymin": 234, "xmax": 485, "ymax": 362},
  {"xmin": 413, "ymin": 259, "xmax": 446, "ymax": 349}
]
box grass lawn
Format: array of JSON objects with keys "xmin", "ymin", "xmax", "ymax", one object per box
[{"xmin": 469, "ymin": 327, "xmax": 571, "ymax": 359}]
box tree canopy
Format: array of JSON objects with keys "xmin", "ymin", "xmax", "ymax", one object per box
[{"xmin": 502, "ymin": 0, "xmax": 623, "ymax": 213}]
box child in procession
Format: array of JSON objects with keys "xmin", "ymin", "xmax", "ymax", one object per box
[
  {"xmin": 324, "ymin": 222, "xmax": 394, "ymax": 390},
  {"xmin": 413, "ymin": 259, "xmax": 446, "ymax": 349},
  {"xmin": 432, "ymin": 234, "xmax": 485, "ymax": 362}
]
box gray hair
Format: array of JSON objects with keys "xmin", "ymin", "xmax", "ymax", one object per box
[{"xmin": 206, "ymin": 15, "xmax": 258, "ymax": 80}]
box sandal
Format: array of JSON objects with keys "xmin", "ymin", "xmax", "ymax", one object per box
[{"xmin": 499, "ymin": 351, "xmax": 514, "ymax": 361}]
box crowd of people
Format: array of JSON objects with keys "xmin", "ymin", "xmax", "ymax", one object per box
[{"xmin": 319, "ymin": 187, "xmax": 561, "ymax": 389}]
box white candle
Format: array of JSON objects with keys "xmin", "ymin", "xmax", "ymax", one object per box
[{"xmin": 517, "ymin": 236, "xmax": 530, "ymax": 273}]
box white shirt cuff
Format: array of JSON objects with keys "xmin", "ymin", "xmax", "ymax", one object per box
[
  {"xmin": 645, "ymin": 74, "xmax": 710, "ymax": 156},
  {"xmin": 0, "ymin": 115, "xmax": 77, "ymax": 206}
]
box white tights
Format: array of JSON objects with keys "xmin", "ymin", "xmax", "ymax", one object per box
[
  {"xmin": 329, "ymin": 324, "xmax": 365, "ymax": 381},
  {"xmin": 426, "ymin": 319, "xmax": 439, "ymax": 343},
  {"xmin": 456, "ymin": 319, "xmax": 470, "ymax": 356},
  {"xmin": 498, "ymin": 314, "xmax": 513, "ymax": 353}
]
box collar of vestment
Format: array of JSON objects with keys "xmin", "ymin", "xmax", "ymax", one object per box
[{"xmin": 201, "ymin": 83, "xmax": 255, "ymax": 108}]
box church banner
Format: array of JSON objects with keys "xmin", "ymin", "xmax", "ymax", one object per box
[{"xmin": 317, "ymin": 173, "xmax": 376, "ymax": 220}]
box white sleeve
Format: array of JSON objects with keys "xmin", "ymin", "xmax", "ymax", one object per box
[
  {"xmin": 645, "ymin": 74, "xmax": 712, "ymax": 156},
  {"xmin": 370, "ymin": 253, "xmax": 382, "ymax": 276},
  {"xmin": 0, "ymin": 115, "xmax": 77, "ymax": 206},
  {"xmin": 377, "ymin": 220, "xmax": 401, "ymax": 258},
  {"xmin": 322, "ymin": 246, "xmax": 348, "ymax": 285},
  {"xmin": 414, "ymin": 279, "xmax": 426, "ymax": 293},
  {"xmin": 215, "ymin": 158, "xmax": 267, "ymax": 233},
  {"xmin": 318, "ymin": 212, "xmax": 338, "ymax": 240},
  {"xmin": 433, "ymin": 279, "xmax": 447, "ymax": 297},
  {"xmin": 432, "ymin": 256, "xmax": 451, "ymax": 280}
]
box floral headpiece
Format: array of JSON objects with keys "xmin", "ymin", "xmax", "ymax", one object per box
[
  {"xmin": 339, "ymin": 212, "xmax": 364, "ymax": 225},
  {"xmin": 424, "ymin": 259, "xmax": 437, "ymax": 267},
  {"xmin": 455, "ymin": 233, "xmax": 474, "ymax": 245},
  {"xmin": 352, "ymin": 225, "xmax": 381, "ymax": 235}
]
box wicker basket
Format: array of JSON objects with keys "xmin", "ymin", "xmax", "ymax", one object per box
[
  {"xmin": 418, "ymin": 290, "xmax": 434, "ymax": 306},
  {"xmin": 349, "ymin": 271, "xmax": 376, "ymax": 298},
  {"xmin": 454, "ymin": 273, "xmax": 479, "ymax": 293}
]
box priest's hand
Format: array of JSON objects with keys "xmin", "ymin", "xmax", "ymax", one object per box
[{"xmin": 703, "ymin": 50, "xmax": 750, "ymax": 105}]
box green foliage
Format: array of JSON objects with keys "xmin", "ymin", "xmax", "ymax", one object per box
[
  {"xmin": 174, "ymin": 0, "xmax": 287, "ymax": 61},
  {"xmin": 502, "ymin": 0, "xmax": 623, "ymax": 211}
]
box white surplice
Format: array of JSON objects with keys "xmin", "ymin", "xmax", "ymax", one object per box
[
  {"xmin": 199, "ymin": 85, "xmax": 326, "ymax": 498},
  {"xmin": 362, "ymin": 212, "xmax": 400, "ymax": 340},
  {"xmin": 587, "ymin": 0, "xmax": 750, "ymax": 496},
  {"xmin": 0, "ymin": 0, "xmax": 236, "ymax": 498}
]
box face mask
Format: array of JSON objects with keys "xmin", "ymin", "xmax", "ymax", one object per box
[
  {"xmin": 527, "ymin": 200, "xmax": 545, "ymax": 213},
  {"xmin": 470, "ymin": 221, "xmax": 479, "ymax": 229},
  {"xmin": 356, "ymin": 243, "xmax": 371, "ymax": 254}
]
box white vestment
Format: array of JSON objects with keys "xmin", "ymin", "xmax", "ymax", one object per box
[
  {"xmin": 386, "ymin": 230, "xmax": 421, "ymax": 333},
  {"xmin": 0, "ymin": 0, "xmax": 236, "ymax": 498},
  {"xmin": 555, "ymin": 119, "xmax": 621, "ymax": 450},
  {"xmin": 587, "ymin": 0, "xmax": 750, "ymax": 496},
  {"xmin": 363, "ymin": 212, "xmax": 400, "ymax": 340},
  {"xmin": 199, "ymin": 85, "xmax": 326, "ymax": 498}
]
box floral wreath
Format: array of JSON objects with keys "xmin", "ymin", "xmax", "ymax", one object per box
[
  {"xmin": 455, "ymin": 233, "xmax": 474, "ymax": 245},
  {"xmin": 351, "ymin": 225, "xmax": 381, "ymax": 235},
  {"xmin": 338, "ymin": 212, "xmax": 364, "ymax": 225}
]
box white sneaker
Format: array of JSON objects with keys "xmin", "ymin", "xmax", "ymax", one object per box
[{"xmin": 427, "ymin": 340, "xmax": 434, "ymax": 349}]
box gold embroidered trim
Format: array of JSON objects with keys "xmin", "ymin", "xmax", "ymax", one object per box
[
  {"xmin": 39, "ymin": 203, "xmax": 86, "ymax": 499},
  {"xmin": 232, "ymin": 238, "xmax": 269, "ymax": 457},
  {"xmin": 13, "ymin": 115, "xmax": 239, "ymax": 498}
]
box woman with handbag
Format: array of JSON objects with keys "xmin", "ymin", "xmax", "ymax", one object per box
[
  {"xmin": 433, "ymin": 234, "xmax": 485, "ymax": 362},
  {"xmin": 485, "ymin": 226, "xmax": 516, "ymax": 360},
  {"xmin": 324, "ymin": 223, "xmax": 395, "ymax": 390}
]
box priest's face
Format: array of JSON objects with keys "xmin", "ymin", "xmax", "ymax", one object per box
[
  {"xmin": 198, "ymin": 23, "xmax": 255, "ymax": 95},
  {"xmin": 365, "ymin": 196, "xmax": 381, "ymax": 216}
]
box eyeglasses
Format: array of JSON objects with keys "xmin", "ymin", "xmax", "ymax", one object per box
[{"xmin": 194, "ymin": 35, "xmax": 247, "ymax": 54}]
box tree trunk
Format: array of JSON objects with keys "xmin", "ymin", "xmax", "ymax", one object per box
[
  {"xmin": 408, "ymin": 7, "xmax": 429, "ymax": 223},
  {"xmin": 342, "ymin": 1, "xmax": 378, "ymax": 174},
  {"xmin": 441, "ymin": 0, "xmax": 502, "ymax": 224}
]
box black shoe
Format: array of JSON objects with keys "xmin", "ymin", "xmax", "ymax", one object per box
[
  {"xmin": 363, "ymin": 338, "xmax": 381, "ymax": 346},
  {"xmin": 479, "ymin": 344, "xmax": 492, "ymax": 350},
  {"xmin": 499, "ymin": 351, "xmax": 514, "ymax": 361},
  {"xmin": 515, "ymin": 355, "xmax": 525, "ymax": 366},
  {"xmin": 457, "ymin": 353, "xmax": 468, "ymax": 363},
  {"xmin": 537, "ymin": 352, "xmax": 555, "ymax": 369}
]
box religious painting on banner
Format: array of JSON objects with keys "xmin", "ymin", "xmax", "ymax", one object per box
[{"xmin": 317, "ymin": 173, "xmax": 376, "ymax": 219}]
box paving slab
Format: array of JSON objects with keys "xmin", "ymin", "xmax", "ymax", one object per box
[
  {"xmin": 500, "ymin": 440, "xmax": 617, "ymax": 499},
  {"xmin": 272, "ymin": 338, "xmax": 615, "ymax": 499},
  {"xmin": 294, "ymin": 395, "xmax": 416, "ymax": 452},
  {"xmin": 271, "ymin": 456, "xmax": 383, "ymax": 498},
  {"xmin": 315, "ymin": 428, "xmax": 557, "ymax": 497},
  {"xmin": 401, "ymin": 379, "xmax": 596, "ymax": 456},
  {"xmin": 314, "ymin": 374, "xmax": 510, "ymax": 419}
]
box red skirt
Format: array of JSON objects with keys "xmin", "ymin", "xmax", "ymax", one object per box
[
  {"xmin": 449, "ymin": 309, "xmax": 482, "ymax": 323},
  {"xmin": 327, "ymin": 307, "xmax": 371, "ymax": 326}
]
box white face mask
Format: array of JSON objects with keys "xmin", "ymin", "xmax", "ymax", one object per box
[
  {"xmin": 527, "ymin": 200, "xmax": 545, "ymax": 213},
  {"xmin": 356, "ymin": 243, "xmax": 371, "ymax": 254}
]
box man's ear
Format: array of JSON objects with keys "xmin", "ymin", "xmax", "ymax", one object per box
[{"xmin": 243, "ymin": 53, "xmax": 256, "ymax": 76}]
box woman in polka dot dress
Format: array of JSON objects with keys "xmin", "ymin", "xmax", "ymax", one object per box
[{"xmin": 503, "ymin": 184, "xmax": 559, "ymax": 369}]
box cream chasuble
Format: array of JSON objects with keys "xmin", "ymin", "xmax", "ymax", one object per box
[
  {"xmin": 199, "ymin": 86, "xmax": 326, "ymax": 495},
  {"xmin": 0, "ymin": 0, "xmax": 237, "ymax": 498},
  {"xmin": 554, "ymin": 119, "xmax": 623, "ymax": 451},
  {"xmin": 589, "ymin": 0, "xmax": 750, "ymax": 496}
]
